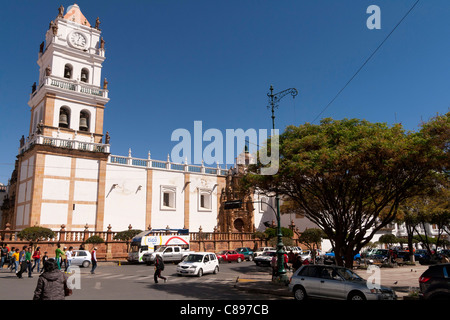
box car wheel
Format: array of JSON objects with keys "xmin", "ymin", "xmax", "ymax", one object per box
[
  {"xmin": 294, "ymin": 287, "xmax": 307, "ymax": 301},
  {"xmin": 348, "ymin": 292, "xmax": 366, "ymax": 300},
  {"xmin": 248, "ymin": 255, "xmax": 253, "ymax": 261},
  {"xmin": 197, "ymin": 268, "xmax": 203, "ymax": 277},
  {"xmin": 213, "ymin": 266, "xmax": 219, "ymax": 274},
  {"xmin": 237, "ymin": 257, "xmax": 242, "ymax": 263},
  {"xmin": 82, "ymin": 261, "xmax": 90, "ymax": 268},
  {"xmin": 219, "ymin": 258, "xmax": 224, "ymax": 264}
]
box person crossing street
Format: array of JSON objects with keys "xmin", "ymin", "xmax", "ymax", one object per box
[{"xmin": 153, "ymin": 255, "xmax": 167, "ymax": 284}]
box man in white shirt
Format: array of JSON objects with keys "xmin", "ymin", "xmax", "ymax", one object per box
[{"xmin": 65, "ymin": 247, "xmax": 73, "ymax": 272}]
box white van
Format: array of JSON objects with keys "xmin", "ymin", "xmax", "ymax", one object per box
[{"xmin": 176, "ymin": 252, "xmax": 219, "ymax": 277}]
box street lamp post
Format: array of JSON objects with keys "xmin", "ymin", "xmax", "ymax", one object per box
[{"xmin": 266, "ymin": 85, "xmax": 298, "ymax": 282}]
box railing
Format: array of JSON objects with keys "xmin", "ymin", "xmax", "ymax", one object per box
[
  {"xmin": 19, "ymin": 135, "xmax": 110, "ymax": 155},
  {"xmin": 31, "ymin": 75, "xmax": 109, "ymax": 100},
  {"xmin": 108, "ymin": 155, "xmax": 227, "ymax": 176}
]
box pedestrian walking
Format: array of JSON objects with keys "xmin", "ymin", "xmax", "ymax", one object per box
[
  {"xmin": 154, "ymin": 255, "xmax": 167, "ymax": 283},
  {"xmin": 26, "ymin": 247, "xmax": 33, "ymax": 278},
  {"xmin": 55, "ymin": 244, "xmax": 63, "ymax": 270},
  {"xmin": 31, "ymin": 247, "xmax": 41, "ymax": 273},
  {"xmin": 11, "ymin": 248, "xmax": 19, "ymax": 273},
  {"xmin": 33, "ymin": 258, "xmax": 70, "ymax": 300},
  {"xmin": 61, "ymin": 247, "xmax": 67, "ymax": 270},
  {"xmin": 1, "ymin": 244, "xmax": 9, "ymax": 269},
  {"xmin": 65, "ymin": 247, "xmax": 73, "ymax": 272},
  {"xmin": 16, "ymin": 246, "xmax": 28, "ymax": 278},
  {"xmin": 292, "ymin": 254, "xmax": 303, "ymax": 272},
  {"xmin": 271, "ymin": 254, "xmax": 278, "ymax": 280},
  {"xmin": 90, "ymin": 247, "xmax": 97, "ymax": 274},
  {"xmin": 41, "ymin": 252, "xmax": 49, "ymax": 273}
]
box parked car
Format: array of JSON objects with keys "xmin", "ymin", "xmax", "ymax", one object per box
[
  {"xmin": 419, "ymin": 263, "xmax": 450, "ymax": 300},
  {"xmin": 300, "ymin": 250, "xmax": 312, "ymax": 261},
  {"xmin": 216, "ymin": 250, "xmax": 245, "ymax": 263},
  {"xmin": 285, "ymin": 246, "xmax": 302, "ymax": 255},
  {"xmin": 254, "ymin": 250, "xmax": 277, "ymax": 267},
  {"xmin": 235, "ymin": 247, "xmax": 254, "ymax": 261},
  {"xmin": 414, "ymin": 249, "xmax": 428, "ymax": 261},
  {"xmin": 176, "ymin": 252, "xmax": 219, "ymax": 277},
  {"xmin": 289, "ymin": 264, "xmax": 397, "ymax": 300},
  {"xmin": 70, "ymin": 250, "xmax": 91, "ymax": 268},
  {"xmin": 323, "ymin": 251, "xmax": 361, "ymax": 265},
  {"xmin": 253, "ymin": 247, "xmax": 276, "ymax": 257}
]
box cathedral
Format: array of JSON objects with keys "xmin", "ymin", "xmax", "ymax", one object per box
[{"xmin": 5, "ymin": 4, "xmax": 278, "ymax": 234}]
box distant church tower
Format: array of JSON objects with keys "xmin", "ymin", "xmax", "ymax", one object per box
[{"xmin": 14, "ymin": 4, "xmax": 110, "ymax": 230}]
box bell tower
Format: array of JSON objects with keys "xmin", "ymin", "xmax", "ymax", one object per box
[
  {"xmin": 29, "ymin": 4, "xmax": 109, "ymax": 142},
  {"xmin": 14, "ymin": 4, "xmax": 110, "ymax": 231}
]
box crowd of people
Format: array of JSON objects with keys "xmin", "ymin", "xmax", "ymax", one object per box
[
  {"xmin": 0, "ymin": 244, "xmax": 97, "ymax": 277},
  {"xmin": 1, "ymin": 243, "xmax": 99, "ymax": 300}
]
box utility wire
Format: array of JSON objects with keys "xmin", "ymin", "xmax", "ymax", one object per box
[{"xmin": 311, "ymin": 0, "xmax": 420, "ymax": 124}]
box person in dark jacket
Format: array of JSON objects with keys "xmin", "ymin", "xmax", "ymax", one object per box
[
  {"xmin": 153, "ymin": 255, "xmax": 167, "ymax": 283},
  {"xmin": 33, "ymin": 258, "xmax": 68, "ymax": 300}
]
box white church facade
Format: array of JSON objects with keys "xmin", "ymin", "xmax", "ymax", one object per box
[{"xmin": 11, "ymin": 4, "xmax": 297, "ymax": 234}]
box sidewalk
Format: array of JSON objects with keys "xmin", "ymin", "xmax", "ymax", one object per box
[{"xmin": 234, "ymin": 265, "xmax": 428, "ymax": 300}]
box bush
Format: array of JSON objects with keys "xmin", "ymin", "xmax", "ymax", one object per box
[
  {"xmin": 17, "ymin": 227, "xmax": 56, "ymax": 243},
  {"xmin": 113, "ymin": 229, "xmax": 143, "ymax": 241},
  {"xmin": 85, "ymin": 235, "xmax": 105, "ymax": 244}
]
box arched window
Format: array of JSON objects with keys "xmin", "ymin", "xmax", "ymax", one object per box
[
  {"xmin": 59, "ymin": 106, "xmax": 71, "ymax": 128},
  {"xmin": 64, "ymin": 64, "xmax": 73, "ymax": 79},
  {"xmin": 80, "ymin": 68, "xmax": 89, "ymax": 83},
  {"xmin": 79, "ymin": 110, "xmax": 90, "ymax": 132}
]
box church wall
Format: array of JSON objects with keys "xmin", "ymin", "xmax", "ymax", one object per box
[
  {"xmin": 103, "ymin": 164, "xmax": 147, "ymax": 232},
  {"xmin": 188, "ymin": 174, "xmax": 219, "ymax": 232}
]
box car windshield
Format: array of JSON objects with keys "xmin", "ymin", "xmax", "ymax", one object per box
[
  {"xmin": 236, "ymin": 248, "xmax": 245, "ymax": 252},
  {"xmin": 218, "ymin": 251, "xmax": 227, "ymax": 255},
  {"xmin": 262, "ymin": 251, "xmax": 276, "ymax": 256},
  {"xmin": 155, "ymin": 247, "xmax": 166, "ymax": 252},
  {"xmin": 184, "ymin": 254, "xmax": 204, "ymax": 263},
  {"xmin": 336, "ymin": 268, "xmax": 364, "ymax": 281}
]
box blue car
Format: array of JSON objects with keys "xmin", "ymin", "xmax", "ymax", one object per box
[
  {"xmin": 324, "ymin": 251, "xmax": 361, "ymax": 264},
  {"xmin": 235, "ymin": 247, "xmax": 254, "ymax": 261}
]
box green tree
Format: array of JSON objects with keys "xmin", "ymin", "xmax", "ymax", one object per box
[
  {"xmin": 245, "ymin": 114, "xmax": 449, "ymax": 268},
  {"xmin": 297, "ymin": 228, "xmax": 324, "ymax": 263}
]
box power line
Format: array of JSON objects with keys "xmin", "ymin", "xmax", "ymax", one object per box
[{"xmin": 311, "ymin": 0, "xmax": 421, "ymax": 124}]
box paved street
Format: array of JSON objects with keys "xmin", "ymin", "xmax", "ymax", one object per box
[
  {"xmin": 0, "ymin": 260, "xmax": 288, "ymax": 300},
  {"xmin": 0, "ymin": 259, "xmax": 428, "ymax": 300}
]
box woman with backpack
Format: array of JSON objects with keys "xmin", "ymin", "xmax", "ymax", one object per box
[{"xmin": 153, "ymin": 255, "xmax": 167, "ymax": 283}]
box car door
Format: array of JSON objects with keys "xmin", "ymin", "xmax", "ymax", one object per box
[
  {"xmin": 202, "ymin": 254, "xmax": 213, "ymax": 273},
  {"xmin": 229, "ymin": 250, "xmax": 238, "ymax": 262},
  {"xmin": 297, "ymin": 266, "xmax": 322, "ymax": 298},
  {"xmin": 318, "ymin": 267, "xmax": 347, "ymax": 300},
  {"xmin": 163, "ymin": 247, "xmax": 173, "ymax": 261},
  {"xmin": 173, "ymin": 247, "xmax": 181, "ymax": 261},
  {"xmin": 71, "ymin": 251, "xmax": 84, "ymax": 266}
]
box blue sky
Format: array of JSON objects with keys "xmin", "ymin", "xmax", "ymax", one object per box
[{"xmin": 0, "ymin": 0, "xmax": 449, "ymax": 184}]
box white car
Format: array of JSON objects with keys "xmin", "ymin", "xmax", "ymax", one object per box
[
  {"xmin": 253, "ymin": 247, "xmax": 276, "ymax": 257},
  {"xmin": 176, "ymin": 252, "xmax": 219, "ymax": 277},
  {"xmin": 70, "ymin": 250, "xmax": 91, "ymax": 268}
]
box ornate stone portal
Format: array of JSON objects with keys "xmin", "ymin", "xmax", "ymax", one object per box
[{"xmin": 218, "ymin": 150, "xmax": 255, "ymax": 233}]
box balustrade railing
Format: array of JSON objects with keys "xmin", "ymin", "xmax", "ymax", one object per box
[
  {"xmin": 108, "ymin": 155, "xmax": 227, "ymax": 176},
  {"xmin": 19, "ymin": 135, "xmax": 110, "ymax": 155},
  {"xmin": 31, "ymin": 75, "xmax": 108, "ymax": 100}
]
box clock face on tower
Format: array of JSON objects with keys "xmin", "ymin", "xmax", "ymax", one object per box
[{"xmin": 68, "ymin": 31, "xmax": 88, "ymax": 49}]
